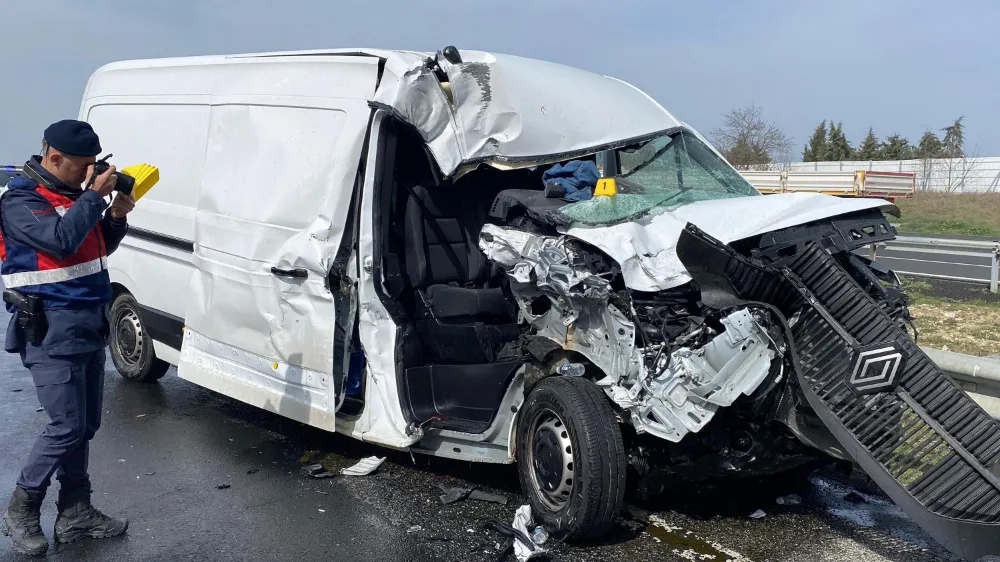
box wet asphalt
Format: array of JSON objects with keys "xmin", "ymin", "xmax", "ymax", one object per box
[{"xmin": 0, "ymin": 314, "xmax": 983, "ymax": 561}]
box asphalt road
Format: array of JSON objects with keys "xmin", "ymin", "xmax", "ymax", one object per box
[{"xmin": 0, "ymin": 340, "xmax": 977, "ymax": 561}]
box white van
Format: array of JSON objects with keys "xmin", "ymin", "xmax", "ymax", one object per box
[{"xmin": 82, "ymin": 47, "xmax": 1000, "ymax": 559}]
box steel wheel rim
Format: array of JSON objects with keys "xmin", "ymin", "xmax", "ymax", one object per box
[
  {"xmin": 114, "ymin": 306, "xmax": 144, "ymax": 367},
  {"xmin": 527, "ymin": 407, "xmax": 575, "ymax": 511}
]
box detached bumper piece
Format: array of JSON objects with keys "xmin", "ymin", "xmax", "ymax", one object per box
[{"xmin": 677, "ymin": 225, "xmax": 1000, "ymax": 561}]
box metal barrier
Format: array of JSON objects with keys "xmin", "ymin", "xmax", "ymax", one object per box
[
  {"xmin": 872, "ymin": 235, "xmax": 1000, "ymax": 292},
  {"xmin": 923, "ymin": 347, "xmax": 1000, "ymax": 420}
]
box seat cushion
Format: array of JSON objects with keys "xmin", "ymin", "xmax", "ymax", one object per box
[{"xmin": 422, "ymin": 285, "xmax": 510, "ymax": 320}]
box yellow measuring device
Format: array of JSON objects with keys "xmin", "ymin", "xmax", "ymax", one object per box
[{"xmin": 119, "ymin": 163, "xmax": 160, "ymax": 201}]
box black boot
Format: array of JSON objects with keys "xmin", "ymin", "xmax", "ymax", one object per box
[
  {"xmin": 53, "ymin": 479, "xmax": 127, "ymax": 544},
  {"xmin": 1, "ymin": 486, "xmax": 48, "ymax": 556}
]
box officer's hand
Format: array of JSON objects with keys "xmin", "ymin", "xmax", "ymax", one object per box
[
  {"xmin": 109, "ymin": 192, "xmax": 135, "ymax": 219},
  {"xmin": 87, "ymin": 164, "xmax": 118, "ymax": 198}
]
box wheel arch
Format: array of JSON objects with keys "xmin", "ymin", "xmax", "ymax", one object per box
[{"xmin": 108, "ymin": 266, "xmax": 138, "ymax": 299}]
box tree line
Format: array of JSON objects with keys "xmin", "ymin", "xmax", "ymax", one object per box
[
  {"xmin": 710, "ymin": 104, "xmax": 971, "ymax": 168},
  {"xmin": 801, "ymin": 117, "xmax": 967, "ymax": 162}
]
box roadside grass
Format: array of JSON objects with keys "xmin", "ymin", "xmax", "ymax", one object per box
[
  {"xmin": 894, "ymin": 192, "xmax": 1000, "ymax": 237},
  {"xmin": 904, "ymin": 278, "xmax": 1000, "ymax": 356}
]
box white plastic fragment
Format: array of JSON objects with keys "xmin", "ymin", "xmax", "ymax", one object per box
[
  {"xmin": 749, "ymin": 509, "xmax": 767, "ymax": 519},
  {"xmin": 341, "ymin": 456, "xmax": 386, "ymax": 476},
  {"xmin": 512, "ymin": 505, "xmax": 548, "ymax": 561}
]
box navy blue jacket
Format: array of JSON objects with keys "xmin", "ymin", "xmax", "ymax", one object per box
[{"xmin": 1, "ymin": 158, "xmax": 128, "ymax": 355}]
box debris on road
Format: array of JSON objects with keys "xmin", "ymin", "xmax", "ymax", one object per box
[
  {"xmin": 776, "ymin": 494, "xmax": 802, "ymax": 506},
  {"xmin": 470, "ymin": 490, "xmax": 507, "ymax": 505},
  {"xmin": 216, "ymin": 484, "xmax": 231, "ymax": 490},
  {"xmin": 844, "ymin": 492, "xmax": 867, "ymax": 504},
  {"xmin": 530, "ymin": 526, "xmax": 549, "ymax": 546},
  {"xmin": 247, "ymin": 468, "xmax": 260, "ymax": 475},
  {"xmin": 749, "ymin": 509, "xmax": 767, "ymax": 519},
  {"xmin": 11, "ymin": 388, "xmax": 22, "ymax": 393},
  {"xmin": 512, "ymin": 505, "xmax": 548, "ymax": 561},
  {"xmin": 145, "ymin": 472, "xmax": 156, "ymax": 476},
  {"xmin": 438, "ymin": 483, "xmax": 508, "ymax": 505},
  {"xmin": 439, "ymin": 484, "xmax": 470, "ymax": 505},
  {"xmin": 136, "ymin": 414, "xmax": 147, "ymax": 418},
  {"xmin": 341, "ymin": 456, "xmax": 386, "ymax": 476},
  {"xmin": 318, "ymin": 509, "xmax": 326, "ymax": 513},
  {"xmin": 407, "ymin": 525, "xmax": 422, "ymax": 534},
  {"xmin": 35, "ymin": 407, "xmax": 44, "ymax": 412},
  {"xmin": 302, "ymin": 463, "xmax": 336, "ymax": 479},
  {"xmin": 482, "ymin": 507, "xmax": 550, "ymax": 562}
]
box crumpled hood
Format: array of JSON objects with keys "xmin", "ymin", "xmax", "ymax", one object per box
[
  {"xmin": 372, "ymin": 50, "xmax": 680, "ymax": 177},
  {"xmin": 562, "ymin": 192, "xmax": 897, "ymax": 292}
]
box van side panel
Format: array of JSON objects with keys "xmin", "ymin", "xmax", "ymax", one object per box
[
  {"xmin": 187, "ymin": 102, "xmax": 352, "ymax": 371},
  {"xmin": 85, "ymin": 102, "xmax": 208, "ymax": 243},
  {"xmin": 177, "ymin": 57, "xmax": 379, "ymax": 431},
  {"xmin": 84, "ymin": 101, "xmax": 210, "ymax": 330}
]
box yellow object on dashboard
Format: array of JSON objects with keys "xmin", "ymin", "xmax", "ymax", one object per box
[
  {"xmin": 594, "ymin": 177, "xmax": 617, "ymax": 197},
  {"xmin": 120, "ymin": 163, "xmax": 160, "ymax": 201}
]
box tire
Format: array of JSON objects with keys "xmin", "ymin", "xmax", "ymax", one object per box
[
  {"xmin": 515, "ymin": 376, "xmax": 626, "ymax": 540},
  {"xmin": 109, "ymin": 292, "xmax": 170, "ymax": 383}
]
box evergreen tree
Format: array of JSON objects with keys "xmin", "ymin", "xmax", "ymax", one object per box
[
  {"xmin": 802, "ymin": 120, "xmax": 828, "ymax": 162},
  {"xmin": 880, "ymin": 134, "xmax": 915, "ymax": 160},
  {"xmin": 825, "ymin": 122, "xmax": 854, "ymax": 161},
  {"xmin": 941, "ymin": 116, "xmax": 965, "ymax": 158},
  {"xmin": 856, "ymin": 127, "xmax": 881, "ymax": 160},
  {"xmin": 724, "ymin": 136, "xmax": 771, "ymax": 168},
  {"xmin": 916, "ymin": 130, "xmax": 944, "ymax": 159}
]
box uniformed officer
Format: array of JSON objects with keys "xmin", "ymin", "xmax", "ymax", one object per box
[{"xmin": 0, "ymin": 120, "xmax": 135, "ymax": 555}]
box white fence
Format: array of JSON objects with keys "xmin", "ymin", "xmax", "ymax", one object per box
[{"xmin": 763, "ymin": 157, "xmax": 1000, "ymax": 193}]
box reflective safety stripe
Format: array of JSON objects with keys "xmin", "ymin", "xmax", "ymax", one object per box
[{"xmin": 1, "ymin": 257, "xmax": 108, "ymax": 289}]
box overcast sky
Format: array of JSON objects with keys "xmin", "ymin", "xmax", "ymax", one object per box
[{"xmin": 2, "ymin": 0, "xmax": 997, "ymax": 164}]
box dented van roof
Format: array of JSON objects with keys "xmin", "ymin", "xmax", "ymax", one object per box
[{"xmin": 89, "ymin": 47, "xmax": 682, "ymax": 176}]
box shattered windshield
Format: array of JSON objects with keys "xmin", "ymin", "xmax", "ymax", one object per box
[{"xmin": 558, "ymin": 130, "xmax": 760, "ymax": 225}]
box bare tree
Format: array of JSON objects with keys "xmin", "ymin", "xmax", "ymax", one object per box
[
  {"xmin": 941, "ymin": 146, "xmax": 982, "ymax": 193},
  {"xmin": 711, "ymin": 104, "xmax": 792, "ymax": 170}
]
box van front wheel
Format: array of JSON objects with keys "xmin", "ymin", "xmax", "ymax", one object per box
[
  {"xmin": 515, "ymin": 376, "xmax": 626, "ymax": 540},
  {"xmin": 109, "ymin": 293, "xmax": 170, "ymax": 383}
]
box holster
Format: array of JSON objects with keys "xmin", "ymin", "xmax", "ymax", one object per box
[{"xmin": 3, "ymin": 289, "xmax": 48, "ymax": 345}]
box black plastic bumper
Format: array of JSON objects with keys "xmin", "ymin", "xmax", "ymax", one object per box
[{"xmin": 677, "ymin": 224, "xmax": 1000, "ymax": 561}]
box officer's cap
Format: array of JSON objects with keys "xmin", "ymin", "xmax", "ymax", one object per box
[{"xmin": 43, "ymin": 120, "xmax": 102, "ymax": 157}]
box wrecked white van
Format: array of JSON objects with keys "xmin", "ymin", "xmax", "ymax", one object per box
[{"xmin": 82, "ymin": 47, "xmax": 1000, "ymax": 560}]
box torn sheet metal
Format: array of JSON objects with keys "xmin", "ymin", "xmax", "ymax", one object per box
[
  {"xmin": 563, "ymin": 192, "xmax": 898, "ymax": 293},
  {"xmin": 373, "ymin": 50, "xmax": 681, "ymax": 177},
  {"xmin": 480, "ymin": 224, "xmax": 613, "ymax": 325},
  {"xmin": 480, "ymin": 225, "xmax": 642, "ymax": 382},
  {"xmin": 629, "ymin": 309, "xmax": 776, "ymax": 443},
  {"xmin": 481, "ymin": 226, "xmax": 777, "ymax": 445}
]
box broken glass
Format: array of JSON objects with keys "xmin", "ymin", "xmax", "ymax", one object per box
[{"xmin": 558, "ymin": 130, "xmax": 760, "ymax": 226}]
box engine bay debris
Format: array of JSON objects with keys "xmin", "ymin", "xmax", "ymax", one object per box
[{"xmin": 480, "ymin": 224, "xmax": 778, "ymax": 444}]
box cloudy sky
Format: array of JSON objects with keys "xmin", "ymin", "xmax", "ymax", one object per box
[{"xmin": 2, "ymin": 0, "xmax": 997, "ymax": 163}]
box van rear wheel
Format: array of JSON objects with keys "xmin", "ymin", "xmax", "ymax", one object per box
[
  {"xmin": 515, "ymin": 376, "xmax": 626, "ymax": 540},
  {"xmin": 109, "ymin": 293, "xmax": 169, "ymax": 383}
]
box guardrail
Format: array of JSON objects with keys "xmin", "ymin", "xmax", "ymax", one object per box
[
  {"xmin": 871, "ymin": 235, "xmax": 1000, "ymax": 292},
  {"xmin": 924, "ymin": 346, "xmax": 1000, "ymax": 420}
]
